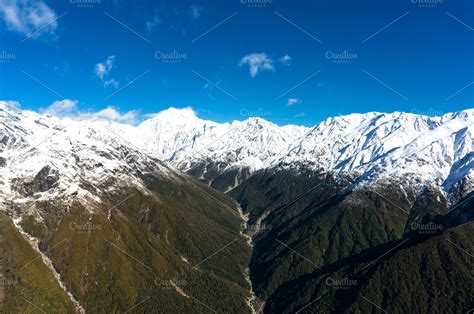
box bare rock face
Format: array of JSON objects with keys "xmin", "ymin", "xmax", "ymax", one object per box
[
  {"xmin": 0, "ymin": 135, "xmax": 8, "ymax": 146},
  {"xmin": 15, "ymin": 165, "xmax": 60, "ymax": 197},
  {"xmin": 0, "ymin": 157, "xmax": 5, "ymax": 167}
]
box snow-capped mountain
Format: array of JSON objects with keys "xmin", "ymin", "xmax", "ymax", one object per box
[
  {"xmin": 134, "ymin": 107, "xmax": 228, "ymax": 163},
  {"xmin": 132, "ymin": 107, "xmax": 473, "ymax": 197},
  {"xmin": 1, "ymin": 102, "xmax": 473, "ymax": 202},
  {"xmin": 276, "ymin": 110, "xmax": 474, "ymax": 194},
  {"xmin": 135, "ymin": 108, "xmax": 305, "ymax": 170},
  {"xmin": 132, "ymin": 108, "xmax": 310, "ymax": 190},
  {"xmin": 0, "ymin": 101, "xmax": 176, "ymax": 217}
]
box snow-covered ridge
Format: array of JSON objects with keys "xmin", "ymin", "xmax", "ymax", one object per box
[
  {"xmin": 1, "ymin": 102, "xmax": 473, "ymax": 200},
  {"xmin": 277, "ymin": 111, "xmax": 473, "ymax": 191},
  {"xmin": 0, "ymin": 101, "xmax": 175, "ymax": 214},
  {"xmin": 132, "ymin": 106, "xmax": 473, "ymax": 195}
]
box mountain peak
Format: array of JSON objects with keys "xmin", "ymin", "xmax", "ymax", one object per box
[
  {"xmin": 239, "ymin": 117, "xmax": 280, "ymax": 130},
  {"xmin": 150, "ymin": 107, "xmax": 199, "ymax": 122}
]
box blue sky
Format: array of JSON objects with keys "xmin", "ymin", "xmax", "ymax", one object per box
[{"xmin": 0, "ymin": 0, "xmax": 473, "ymax": 126}]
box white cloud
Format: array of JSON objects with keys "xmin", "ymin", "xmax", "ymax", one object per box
[
  {"xmin": 86, "ymin": 106, "xmax": 138, "ymax": 124},
  {"xmin": 94, "ymin": 63, "xmax": 106, "ymax": 80},
  {"xmin": 44, "ymin": 100, "xmax": 136, "ymax": 124},
  {"xmin": 287, "ymin": 98, "xmax": 301, "ymax": 106},
  {"xmin": 3, "ymin": 100, "xmax": 140, "ymax": 125},
  {"xmin": 94, "ymin": 56, "xmax": 119, "ymax": 88},
  {"xmin": 146, "ymin": 13, "xmax": 159, "ymax": 34},
  {"xmin": 95, "ymin": 55, "xmax": 115, "ymax": 79},
  {"xmin": 239, "ymin": 53, "xmax": 274, "ymax": 78},
  {"xmin": 0, "ymin": 0, "xmax": 58, "ymax": 38},
  {"xmin": 280, "ymin": 55, "xmax": 292, "ymax": 65},
  {"xmin": 42, "ymin": 99, "xmax": 78, "ymax": 116},
  {"xmin": 0, "ymin": 100, "xmax": 20, "ymax": 108},
  {"xmin": 189, "ymin": 5, "xmax": 202, "ymax": 19},
  {"xmin": 104, "ymin": 78, "xmax": 119, "ymax": 88}
]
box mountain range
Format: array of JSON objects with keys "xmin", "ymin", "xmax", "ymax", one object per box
[
  {"xmin": 134, "ymin": 107, "xmax": 473, "ymax": 196},
  {"xmin": 0, "ymin": 101, "xmax": 472, "ymax": 313}
]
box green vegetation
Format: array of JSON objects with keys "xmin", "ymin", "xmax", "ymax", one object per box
[
  {"xmin": 2, "ymin": 165, "xmax": 472, "ymax": 313},
  {"xmin": 3, "ymin": 171, "xmax": 252, "ymax": 313},
  {"xmin": 231, "ymin": 169, "xmax": 473, "ymax": 313},
  {"xmin": 0, "ymin": 213, "xmax": 75, "ymax": 313},
  {"xmin": 265, "ymin": 222, "xmax": 474, "ymax": 313},
  {"xmin": 231, "ymin": 170, "xmax": 409, "ymax": 300}
]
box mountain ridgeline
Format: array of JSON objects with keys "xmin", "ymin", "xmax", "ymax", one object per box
[{"xmin": 0, "ymin": 102, "xmax": 473, "ymax": 313}]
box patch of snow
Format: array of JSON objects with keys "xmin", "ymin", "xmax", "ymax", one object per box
[{"xmin": 11, "ymin": 215, "xmax": 85, "ymax": 313}]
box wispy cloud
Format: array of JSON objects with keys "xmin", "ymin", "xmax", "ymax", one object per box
[
  {"xmin": 280, "ymin": 55, "xmax": 292, "ymax": 65},
  {"xmin": 295, "ymin": 112, "xmax": 305, "ymax": 117},
  {"xmin": 240, "ymin": 53, "xmax": 292, "ymax": 77},
  {"xmin": 95, "ymin": 56, "xmax": 119, "ymax": 88},
  {"xmin": 95, "ymin": 56, "xmax": 115, "ymax": 79},
  {"xmin": 0, "ymin": 0, "xmax": 58, "ymax": 38},
  {"xmin": 0, "ymin": 100, "xmax": 20, "ymax": 109},
  {"xmin": 86, "ymin": 106, "xmax": 138, "ymax": 124},
  {"xmin": 146, "ymin": 11, "xmax": 159, "ymax": 34},
  {"xmin": 42, "ymin": 99, "xmax": 78, "ymax": 116},
  {"xmin": 240, "ymin": 53, "xmax": 274, "ymax": 78},
  {"xmin": 104, "ymin": 78, "xmax": 119, "ymax": 89},
  {"xmin": 189, "ymin": 5, "xmax": 202, "ymax": 20},
  {"xmin": 287, "ymin": 98, "xmax": 301, "ymax": 106}
]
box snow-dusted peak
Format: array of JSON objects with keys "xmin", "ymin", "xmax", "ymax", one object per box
[
  {"xmin": 240, "ymin": 116, "xmax": 276, "ymax": 128},
  {"xmin": 135, "ymin": 107, "xmax": 228, "ymax": 162},
  {"xmin": 141, "ymin": 107, "xmax": 200, "ymax": 125}
]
